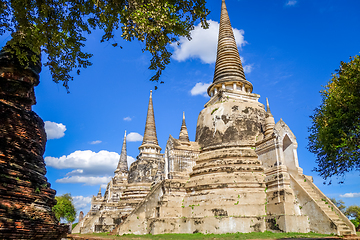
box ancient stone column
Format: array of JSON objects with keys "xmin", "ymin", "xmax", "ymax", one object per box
[
  {"xmin": 0, "ymin": 44, "xmax": 68, "ymax": 239},
  {"xmin": 78, "ymin": 211, "xmax": 84, "ymax": 223}
]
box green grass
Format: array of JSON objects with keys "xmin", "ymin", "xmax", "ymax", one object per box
[
  {"xmin": 356, "ymin": 231, "xmax": 360, "ymax": 236},
  {"xmin": 73, "ymin": 231, "xmax": 334, "ymax": 239}
]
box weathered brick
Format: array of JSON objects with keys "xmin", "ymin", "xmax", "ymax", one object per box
[{"xmin": 0, "ymin": 45, "xmax": 68, "ymax": 239}]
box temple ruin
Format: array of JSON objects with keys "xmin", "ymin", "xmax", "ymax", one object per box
[
  {"xmin": 0, "ymin": 42, "xmax": 68, "ymax": 239},
  {"xmin": 73, "ymin": 0, "xmax": 356, "ymax": 236}
]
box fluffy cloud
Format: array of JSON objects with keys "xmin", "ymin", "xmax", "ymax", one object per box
[
  {"xmin": 123, "ymin": 117, "xmax": 132, "ymax": 121},
  {"xmin": 339, "ymin": 192, "xmax": 360, "ymax": 198},
  {"xmin": 190, "ymin": 82, "xmax": 211, "ymax": 97},
  {"xmin": 72, "ymin": 195, "xmax": 92, "ymax": 218},
  {"xmin": 56, "ymin": 176, "xmax": 112, "ymax": 185},
  {"xmin": 127, "ymin": 132, "xmax": 143, "ymax": 142},
  {"xmin": 285, "ymin": 0, "xmax": 297, "ymax": 6},
  {"xmin": 243, "ymin": 64, "xmax": 254, "ymax": 74},
  {"xmin": 45, "ymin": 150, "xmax": 119, "ymax": 175},
  {"xmin": 90, "ymin": 140, "xmax": 102, "ymax": 144},
  {"xmin": 72, "ymin": 196, "xmax": 92, "ymax": 210},
  {"xmin": 66, "ymin": 169, "xmax": 84, "ymax": 176},
  {"xmin": 44, "ymin": 121, "xmax": 66, "ymax": 140},
  {"xmin": 172, "ymin": 20, "xmax": 246, "ymax": 64},
  {"xmin": 46, "ymin": 150, "xmax": 136, "ymax": 186}
]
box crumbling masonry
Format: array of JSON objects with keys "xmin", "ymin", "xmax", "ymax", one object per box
[{"xmin": 0, "ymin": 44, "xmax": 68, "ymax": 239}]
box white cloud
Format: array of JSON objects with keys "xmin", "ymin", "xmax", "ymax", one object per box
[
  {"xmin": 66, "ymin": 169, "xmax": 84, "ymax": 176},
  {"xmin": 72, "ymin": 196, "xmax": 92, "ymax": 210},
  {"xmin": 172, "ymin": 20, "xmax": 246, "ymax": 64},
  {"xmin": 44, "ymin": 121, "xmax": 66, "ymax": 140},
  {"xmin": 127, "ymin": 132, "xmax": 143, "ymax": 142},
  {"xmin": 90, "ymin": 140, "xmax": 102, "ymax": 144},
  {"xmin": 56, "ymin": 176, "xmax": 112, "ymax": 185},
  {"xmin": 71, "ymin": 195, "xmax": 93, "ymax": 221},
  {"xmin": 285, "ymin": 0, "xmax": 297, "ymax": 6},
  {"xmin": 190, "ymin": 82, "xmax": 211, "ymax": 97},
  {"xmin": 46, "ymin": 150, "xmax": 136, "ymax": 187},
  {"xmin": 127, "ymin": 156, "xmax": 136, "ymax": 168},
  {"xmin": 45, "ymin": 150, "xmax": 120, "ymax": 176},
  {"xmin": 339, "ymin": 192, "xmax": 360, "ymax": 198},
  {"xmin": 243, "ymin": 64, "xmax": 254, "ymax": 74},
  {"xmin": 123, "ymin": 117, "xmax": 132, "ymax": 121}
]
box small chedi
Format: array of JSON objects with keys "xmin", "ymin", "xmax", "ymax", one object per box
[
  {"xmin": 73, "ymin": 0, "xmax": 356, "ymax": 236},
  {"xmin": 0, "ymin": 43, "xmax": 68, "ymax": 239}
]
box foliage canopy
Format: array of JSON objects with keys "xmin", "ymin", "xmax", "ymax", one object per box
[
  {"xmin": 52, "ymin": 193, "xmax": 76, "ymax": 223},
  {"xmin": 330, "ymin": 198, "xmax": 346, "ymax": 213},
  {"xmin": 0, "ymin": 0, "xmax": 209, "ymax": 91},
  {"xmin": 308, "ymin": 54, "xmax": 360, "ymax": 183},
  {"xmin": 345, "ymin": 205, "xmax": 360, "ymax": 229},
  {"xmin": 345, "ymin": 205, "xmax": 360, "ymax": 220}
]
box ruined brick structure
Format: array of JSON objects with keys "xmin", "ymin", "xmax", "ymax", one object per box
[
  {"xmin": 0, "ymin": 44, "xmax": 68, "ymax": 239},
  {"xmin": 74, "ymin": 0, "xmax": 356, "ymax": 236}
]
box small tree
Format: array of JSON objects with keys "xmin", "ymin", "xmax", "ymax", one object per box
[
  {"xmin": 345, "ymin": 205, "xmax": 360, "ymax": 229},
  {"xmin": 330, "ymin": 198, "xmax": 346, "ymax": 213},
  {"xmin": 52, "ymin": 193, "xmax": 76, "ymax": 224},
  {"xmin": 308, "ymin": 54, "xmax": 360, "ymax": 183}
]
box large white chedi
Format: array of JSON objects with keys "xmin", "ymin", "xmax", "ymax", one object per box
[{"xmin": 73, "ymin": 0, "xmax": 356, "ymax": 236}]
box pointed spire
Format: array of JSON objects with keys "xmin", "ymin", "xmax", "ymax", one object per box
[
  {"xmin": 264, "ymin": 98, "xmax": 275, "ymax": 138},
  {"xmin": 208, "ymin": 0, "xmax": 253, "ymax": 95},
  {"xmin": 115, "ymin": 131, "xmax": 128, "ymax": 174},
  {"xmin": 266, "ymin": 98, "xmax": 273, "ymax": 116},
  {"xmin": 179, "ymin": 112, "xmax": 190, "ymax": 142},
  {"xmin": 139, "ymin": 90, "xmax": 160, "ymax": 149},
  {"xmin": 97, "ymin": 186, "xmax": 102, "ymax": 198}
]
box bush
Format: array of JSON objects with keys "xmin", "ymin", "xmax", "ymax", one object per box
[{"xmin": 72, "ymin": 222, "xmax": 78, "ymax": 230}]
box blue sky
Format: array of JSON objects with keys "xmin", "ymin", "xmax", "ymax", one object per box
[{"xmin": 1, "ymin": 0, "xmax": 360, "ymax": 219}]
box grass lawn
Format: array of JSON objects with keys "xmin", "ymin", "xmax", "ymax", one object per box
[{"xmin": 72, "ymin": 231, "xmax": 336, "ymax": 239}]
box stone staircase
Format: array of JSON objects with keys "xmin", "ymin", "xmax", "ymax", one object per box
[
  {"xmin": 291, "ymin": 174, "xmax": 356, "ymax": 236},
  {"xmin": 72, "ymin": 211, "xmax": 99, "ymax": 233},
  {"xmin": 110, "ymin": 180, "xmax": 165, "ymax": 235}
]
